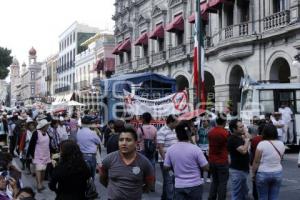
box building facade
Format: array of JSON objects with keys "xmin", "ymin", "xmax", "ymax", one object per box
[
  {"xmin": 55, "ymin": 21, "xmax": 100, "ymax": 103},
  {"xmin": 113, "ymin": 0, "xmax": 300, "ymax": 111},
  {"xmin": 75, "ymin": 32, "xmax": 115, "ymax": 110}
]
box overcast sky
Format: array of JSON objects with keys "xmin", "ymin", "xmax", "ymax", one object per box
[{"xmin": 0, "ymin": 0, "xmax": 115, "ymax": 70}]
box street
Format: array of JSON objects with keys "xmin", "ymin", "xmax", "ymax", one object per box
[{"xmin": 14, "ymin": 152, "xmax": 300, "ymax": 200}]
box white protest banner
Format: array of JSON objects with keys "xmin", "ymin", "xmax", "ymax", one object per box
[{"xmin": 124, "ymin": 90, "xmax": 189, "ymax": 117}]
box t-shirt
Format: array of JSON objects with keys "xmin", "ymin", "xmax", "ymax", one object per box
[
  {"xmin": 227, "ymin": 135, "xmax": 250, "ymax": 172},
  {"xmin": 77, "ymin": 127, "xmax": 101, "ymax": 154},
  {"xmin": 271, "ymin": 118, "xmax": 284, "ymax": 137},
  {"xmin": 279, "ymin": 107, "xmax": 293, "ymax": 123},
  {"xmin": 164, "ymin": 142, "xmax": 208, "ymax": 188},
  {"xmin": 197, "ymin": 127, "xmax": 210, "ymax": 151},
  {"xmin": 250, "ymin": 135, "xmax": 263, "ymax": 165},
  {"xmin": 101, "ymin": 151, "xmax": 155, "ymax": 200},
  {"xmin": 257, "ymin": 140, "xmax": 285, "ymax": 172},
  {"xmin": 157, "ymin": 125, "xmax": 177, "ymax": 162},
  {"xmin": 137, "ymin": 124, "xmax": 157, "ymax": 151},
  {"xmin": 208, "ymin": 127, "xmax": 229, "ymax": 164}
]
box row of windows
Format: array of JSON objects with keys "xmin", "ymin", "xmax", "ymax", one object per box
[
  {"xmin": 58, "ymin": 49, "xmax": 76, "ymax": 73},
  {"xmin": 59, "ymin": 32, "xmax": 76, "ymax": 51},
  {"xmin": 56, "ymin": 73, "xmax": 75, "ymax": 88}
]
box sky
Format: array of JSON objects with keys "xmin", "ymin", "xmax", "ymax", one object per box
[{"xmin": 0, "ymin": 0, "xmax": 115, "ymax": 81}]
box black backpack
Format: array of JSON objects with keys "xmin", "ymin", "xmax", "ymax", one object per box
[{"xmin": 140, "ymin": 126, "xmax": 156, "ymax": 159}]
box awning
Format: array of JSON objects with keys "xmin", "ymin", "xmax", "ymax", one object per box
[
  {"xmin": 91, "ymin": 58, "xmax": 115, "ymax": 72},
  {"xmin": 149, "ymin": 25, "xmax": 164, "ymax": 40},
  {"xmin": 188, "ymin": 12, "xmax": 208, "ymax": 23},
  {"xmin": 112, "ymin": 42, "xmax": 122, "ymax": 55},
  {"xmin": 118, "ymin": 39, "xmax": 131, "ymax": 52},
  {"xmin": 166, "ymin": 15, "xmax": 184, "ymax": 33},
  {"xmin": 208, "ymin": 0, "xmax": 229, "ymax": 11},
  {"xmin": 134, "ymin": 32, "xmax": 148, "ymax": 46},
  {"xmin": 188, "ymin": 2, "xmax": 209, "ymax": 23}
]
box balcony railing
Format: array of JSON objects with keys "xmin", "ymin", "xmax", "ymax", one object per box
[
  {"xmin": 239, "ymin": 22, "xmax": 248, "ymax": 36},
  {"xmin": 225, "ymin": 26, "xmax": 233, "ymax": 39},
  {"xmin": 220, "ymin": 22, "xmax": 251, "ymax": 41},
  {"xmin": 152, "ymin": 51, "xmax": 166, "ymax": 63},
  {"xmin": 169, "ymin": 44, "xmax": 186, "ymax": 58},
  {"xmin": 118, "ymin": 61, "xmax": 132, "ymax": 71},
  {"xmin": 263, "ymin": 10, "xmax": 290, "ymax": 31},
  {"xmin": 55, "ymin": 85, "xmax": 70, "ymax": 93},
  {"xmin": 137, "ymin": 56, "xmax": 149, "ymax": 67}
]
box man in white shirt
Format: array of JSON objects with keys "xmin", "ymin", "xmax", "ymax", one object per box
[
  {"xmin": 271, "ymin": 112, "xmax": 285, "ymax": 142},
  {"xmin": 279, "ymin": 102, "xmax": 294, "ymax": 143},
  {"xmin": 57, "ymin": 117, "xmax": 69, "ymax": 141}
]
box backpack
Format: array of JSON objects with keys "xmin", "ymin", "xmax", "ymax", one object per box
[{"xmin": 140, "ymin": 126, "xmax": 156, "ymax": 159}]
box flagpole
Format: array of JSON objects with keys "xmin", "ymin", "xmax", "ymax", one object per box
[{"xmin": 196, "ymin": 0, "xmax": 202, "ymax": 107}]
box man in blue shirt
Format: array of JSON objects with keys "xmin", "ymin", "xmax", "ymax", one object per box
[{"xmin": 77, "ymin": 116, "xmax": 101, "ymax": 179}]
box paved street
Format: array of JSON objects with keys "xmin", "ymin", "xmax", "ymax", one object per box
[{"xmin": 13, "ymin": 152, "xmax": 300, "ymax": 200}]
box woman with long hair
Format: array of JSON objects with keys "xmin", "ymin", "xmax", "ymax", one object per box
[
  {"xmin": 252, "ymin": 124, "xmax": 285, "ymax": 200},
  {"xmin": 49, "ymin": 140, "xmax": 90, "ymax": 200}
]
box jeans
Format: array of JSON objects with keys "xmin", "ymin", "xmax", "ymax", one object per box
[
  {"xmin": 83, "ymin": 154, "xmax": 97, "ymax": 179},
  {"xmin": 160, "ymin": 162, "xmax": 174, "ymax": 200},
  {"xmin": 208, "ymin": 163, "xmax": 229, "ymax": 200},
  {"xmin": 175, "ymin": 185, "xmax": 203, "ymax": 200},
  {"xmin": 230, "ymin": 169, "xmax": 249, "ymax": 200},
  {"xmin": 256, "ymin": 171, "xmax": 282, "ymax": 200}
]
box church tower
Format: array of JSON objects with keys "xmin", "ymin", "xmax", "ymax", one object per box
[{"xmin": 29, "ymin": 47, "xmax": 37, "ymax": 65}]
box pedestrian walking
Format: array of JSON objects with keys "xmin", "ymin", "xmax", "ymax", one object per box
[
  {"xmin": 164, "ymin": 121, "xmax": 209, "ymax": 200},
  {"xmin": 100, "ymin": 126, "xmax": 155, "ymax": 199},
  {"xmin": 77, "ymin": 116, "xmax": 101, "ymax": 179},
  {"xmin": 106, "ymin": 120, "xmax": 124, "ymax": 154},
  {"xmin": 27, "ymin": 119, "xmax": 51, "ymax": 192},
  {"xmin": 137, "ymin": 112, "xmax": 157, "ymax": 170},
  {"xmin": 157, "ymin": 115, "xmax": 178, "ymax": 200},
  {"xmin": 56, "ymin": 117, "xmax": 68, "ymax": 142},
  {"xmin": 252, "ymin": 124, "xmax": 285, "ymax": 200},
  {"xmin": 197, "ymin": 117, "xmax": 211, "ymax": 183},
  {"xmin": 103, "ymin": 120, "xmax": 114, "ymax": 148},
  {"xmin": 207, "ymin": 113, "xmax": 229, "ymax": 200},
  {"xmin": 49, "ymin": 140, "xmax": 90, "ymax": 200},
  {"xmin": 227, "ymin": 119, "xmax": 251, "ymax": 200}
]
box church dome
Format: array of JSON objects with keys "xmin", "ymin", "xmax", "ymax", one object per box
[{"xmin": 29, "ymin": 47, "xmax": 36, "ymax": 56}]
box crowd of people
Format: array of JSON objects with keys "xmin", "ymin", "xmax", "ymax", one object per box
[{"xmin": 0, "ymin": 106, "xmax": 293, "ymax": 200}]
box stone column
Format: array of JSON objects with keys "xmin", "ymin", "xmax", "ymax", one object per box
[
  {"xmin": 290, "ymin": 0, "xmax": 300, "ymax": 22},
  {"xmin": 214, "ymin": 84, "xmax": 230, "ymax": 112}
]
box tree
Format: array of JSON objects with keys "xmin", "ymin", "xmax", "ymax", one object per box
[{"xmin": 0, "ymin": 47, "xmax": 13, "ymax": 79}]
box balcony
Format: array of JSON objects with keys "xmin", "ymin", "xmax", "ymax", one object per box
[
  {"xmin": 117, "ymin": 61, "xmax": 132, "ymax": 72},
  {"xmin": 169, "ymin": 44, "xmax": 186, "ymax": 58},
  {"xmin": 220, "ymin": 22, "xmax": 251, "ymax": 41},
  {"xmin": 55, "ymin": 85, "xmax": 70, "ymax": 94},
  {"xmin": 92, "ymin": 77, "xmax": 101, "ymax": 86},
  {"xmin": 137, "ymin": 56, "xmax": 149, "ymax": 68},
  {"xmin": 151, "ymin": 51, "xmax": 166, "ymax": 63},
  {"xmin": 263, "ymin": 10, "xmax": 290, "ymax": 31}
]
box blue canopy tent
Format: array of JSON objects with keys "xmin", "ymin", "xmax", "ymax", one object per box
[{"xmin": 99, "ymin": 72, "xmax": 176, "ymax": 120}]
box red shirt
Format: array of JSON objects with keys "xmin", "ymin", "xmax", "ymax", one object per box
[
  {"xmin": 250, "ymin": 135, "xmax": 263, "ymax": 165},
  {"xmin": 208, "ymin": 127, "xmax": 229, "ymax": 164}
]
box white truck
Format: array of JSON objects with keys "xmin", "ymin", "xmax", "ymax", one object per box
[{"xmin": 240, "ymin": 78, "xmax": 300, "ymax": 146}]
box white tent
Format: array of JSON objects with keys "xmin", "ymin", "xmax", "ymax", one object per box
[{"xmin": 65, "ymin": 100, "xmax": 85, "ymax": 107}]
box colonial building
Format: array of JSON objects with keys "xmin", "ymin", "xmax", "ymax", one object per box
[
  {"xmin": 75, "ymin": 31, "xmax": 115, "ymax": 110},
  {"xmin": 113, "ymin": 0, "xmax": 300, "ymax": 111},
  {"xmin": 10, "ymin": 47, "xmax": 43, "ymax": 106},
  {"xmin": 55, "ymin": 21, "xmax": 100, "ymax": 103}
]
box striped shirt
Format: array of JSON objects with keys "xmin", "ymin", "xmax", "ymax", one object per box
[{"xmin": 157, "ymin": 125, "xmax": 177, "ymax": 162}]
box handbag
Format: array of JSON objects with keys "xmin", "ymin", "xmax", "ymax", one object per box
[{"xmin": 85, "ymin": 177, "xmax": 98, "ymax": 199}]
